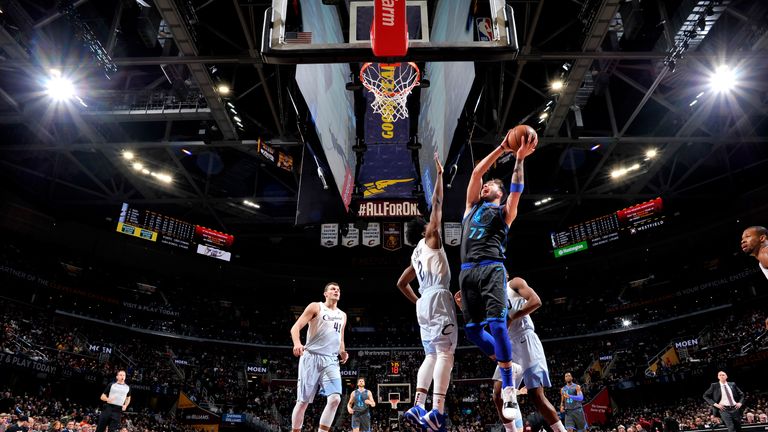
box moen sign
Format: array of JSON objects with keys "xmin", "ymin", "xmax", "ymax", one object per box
[
  {"xmin": 356, "ymin": 201, "xmax": 421, "ymax": 218},
  {"xmin": 554, "ymin": 241, "xmax": 588, "ymax": 258}
]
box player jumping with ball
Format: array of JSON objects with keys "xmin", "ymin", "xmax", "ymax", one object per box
[{"xmin": 458, "ymin": 128, "xmax": 537, "ymax": 426}]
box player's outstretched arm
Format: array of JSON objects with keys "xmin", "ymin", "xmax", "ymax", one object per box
[
  {"xmin": 503, "ymin": 133, "xmax": 537, "ymax": 226},
  {"xmin": 465, "ymin": 132, "xmax": 511, "ymax": 218},
  {"xmin": 290, "ymin": 302, "xmax": 319, "ymax": 357},
  {"xmin": 508, "ymin": 277, "xmax": 542, "ymax": 321},
  {"xmin": 396, "ymin": 265, "xmax": 419, "ymax": 305},
  {"xmin": 425, "ymin": 152, "xmax": 444, "ymax": 249}
]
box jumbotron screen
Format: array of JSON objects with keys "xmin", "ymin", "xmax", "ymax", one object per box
[
  {"xmin": 550, "ymin": 198, "xmax": 665, "ymax": 258},
  {"xmin": 116, "ymin": 203, "xmax": 234, "ymax": 261}
]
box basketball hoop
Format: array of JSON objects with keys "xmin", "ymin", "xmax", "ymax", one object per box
[
  {"xmin": 389, "ymin": 398, "xmax": 400, "ymax": 409},
  {"xmin": 360, "ymin": 62, "xmax": 420, "ymax": 121}
]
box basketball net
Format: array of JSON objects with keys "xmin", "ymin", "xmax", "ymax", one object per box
[
  {"xmin": 360, "ymin": 62, "xmax": 420, "ymax": 121},
  {"xmin": 389, "ymin": 398, "xmax": 400, "ymax": 409}
]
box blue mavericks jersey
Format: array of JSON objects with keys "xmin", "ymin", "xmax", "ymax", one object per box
[
  {"xmin": 461, "ymin": 203, "xmax": 508, "ymax": 263},
  {"xmin": 352, "ymin": 389, "xmax": 370, "ymax": 413}
]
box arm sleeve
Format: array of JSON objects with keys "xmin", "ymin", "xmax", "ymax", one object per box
[
  {"xmin": 571, "ymin": 393, "xmax": 584, "ymax": 402},
  {"xmin": 126, "ymin": 387, "xmax": 131, "ymax": 398},
  {"xmin": 103, "ymin": 383, "xmax": 113, "ymax": 396}
]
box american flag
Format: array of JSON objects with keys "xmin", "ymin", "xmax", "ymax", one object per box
[{"xmin": 285, "ymin": 31, "xmax": 312, "ymax": 44}]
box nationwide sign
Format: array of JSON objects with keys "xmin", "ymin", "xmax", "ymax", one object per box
[{"xmin": 357, "ymin": 201, "xmax": 421, "ymax": 218}]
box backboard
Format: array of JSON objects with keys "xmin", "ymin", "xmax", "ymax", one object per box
[
  {"xmin": 377, "ymin": 382, "xmax": 412, "ymax": 405},
  {"xmin": 261, "ymin": 0, "xmax": 518, "ymax": 64}
]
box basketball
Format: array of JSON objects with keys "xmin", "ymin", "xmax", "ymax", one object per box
[{"xmin": 506, "ymin": 125, "xmax": 538, "ymax": 153}]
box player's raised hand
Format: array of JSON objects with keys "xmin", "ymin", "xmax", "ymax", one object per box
[
  {"xmin": 516, "ymin": 131, "xmax": 538, "ymax": 160},
  {"xmin": 500, "ymin": 129, "xmax": 514, "ymax": 151},
  {"xmin": 293, "ymin": 344, "xmax": 305, "ymax": 357},
  {"xmin": 340, "ymin": 351, "xmax": 349, "ymax": 364},
  {"xmin": 453, "ymin": 291, "xmax": 463, "ymax": 309},
  {"xmin": 434, "ymin": 152, "xmax": 444, "ymax": 175}
]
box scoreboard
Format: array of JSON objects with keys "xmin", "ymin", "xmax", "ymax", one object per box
[
  {"xmin": 551, "ymin": 198, "xmax": 665, "ymax": 258},
  {"xmin": 116, "ymin": 203, "xmax": 234, "ymax": 261},
  {"xmin": 389, "ymin": 360, "xmax": 401, "ymax": 376}
]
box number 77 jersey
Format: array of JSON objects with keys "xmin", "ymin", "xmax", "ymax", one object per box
[{"xmin": 460, "ymin": 202, "xmax": 509, "ymax": 263}]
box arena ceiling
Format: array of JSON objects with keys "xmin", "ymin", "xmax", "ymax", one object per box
[{"xmin": 0, "ymin": 0, "xmax": 766, "ymax": 250}]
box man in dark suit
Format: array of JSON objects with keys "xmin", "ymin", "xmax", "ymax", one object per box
[{"xmin": 703, "ymin": 371, "xmax": 744, "ymax": 432}]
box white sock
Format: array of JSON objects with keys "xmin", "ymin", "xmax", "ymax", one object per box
[
  {"xmin": 291, "ymin": 401, "xmax": 308, "ymax": 430},
  {"xmin": 551, "ymin": 421, "xmax": 567, "ymax": 432},
  {"xmin": 318, "ymin": 394, "xmax": 340, "ymax": 430},
  {"xmin": 433, "ymin": 351, "xmax": 454, "ymax": 414},
  {"xmin": 504, "ymin": 422, "xmax": 517, "ymax": 432},
  {"xmin": 414, "ymin": 391, "xmax": 427, "ymax": 408},
  {"xmin": 416, "ymin": 353, "xmax": 437, "ymax": 408}
]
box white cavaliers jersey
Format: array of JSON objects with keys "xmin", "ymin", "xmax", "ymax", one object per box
[
  {"xmin": 506, "ymin": 286, "xmax": 535, "ymax": 337},
  {"xmin": 411, "ymin": 238, "xmax": 450, "ymax": 295},
  {"xmin": 304, "ymin": 302, "xmax": 345, "ymax": 356},
  {"xmin": 760, "ymin": 262, "xmax": 768, "ymax": 280}
]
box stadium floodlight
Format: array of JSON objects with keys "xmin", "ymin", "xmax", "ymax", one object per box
[
  {"xmin": 710, "ymin": 65, "xmax": 736, "ymax": 93},
  {"xmin": 551, "ymin": 80, "xmax": 564, "ymax": 91},
  {"xmin": 645, "ymin": 149, "xmax": 658, "ymax": 159},
  {"xmin": 611, "ymin": 168, "xmax": 626, "ymax": 178},
  {"xmin": 621, "ymin": 319, "xmax": 631, "ymax": 327},
  {"xmin": 45, "ymin": 74, "xmax": 76, "ymax": 102},
  {"xmin": 123, "ymin": 151, "xmax": 134, "ymax": 160},
  {"xmin": 243, "ymin": 200, "xmax": 261, "ymax": 209},
  {"xmin": 217, "ymin": 84, "xmax": 230, "ymax": 95},
  {"xmin": 534, "ymin": 197, "xmax": 553, "ymax": 207},
  {"xmin": 132, "ymin": 162, "xmax": 143, "ymax": 171}
]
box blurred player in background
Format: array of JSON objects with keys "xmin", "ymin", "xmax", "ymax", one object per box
[{"xmin": 347, "ymin": 378, "xmax": 375, "ymax": 432}]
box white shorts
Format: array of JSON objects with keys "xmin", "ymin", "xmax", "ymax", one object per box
[
  {"xmin": 493, "ymin": 330, "xmax": 551, "ymax": 389},
  {"xmin": 416, "ymin": 288, "xmax": 458, "ymax": 354},
  {"xmin": 296, "ymin": 351, "xmax": 342, "ymax": 403}
]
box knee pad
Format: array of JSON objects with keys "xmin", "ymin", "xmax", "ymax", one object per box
[
  {"xmin": 487, "ymin": 320, "xmax": 512, "ymax": 362},
  {"xmin": 464, "ymin": 324, "xmax": 496, "ymax": 357},
  {"xmin": 327, "ymin": 393, "xmax": 341, "ymax": 408}
]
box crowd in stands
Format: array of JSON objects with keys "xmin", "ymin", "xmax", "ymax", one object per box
[
  {"xmin": 2, "ymin": 295, "xmax": 767, "ymax": 431},
  {"xmin": 0, "ymin": 392, "xmax": 200, "ymax": 432},
  {"xmin": 609, "ymin": 394, "xmax": 768, "ymax": 431},
  {"xmin": 2, "ymin": 237, "xmax": 768, "ymax": 431}
]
